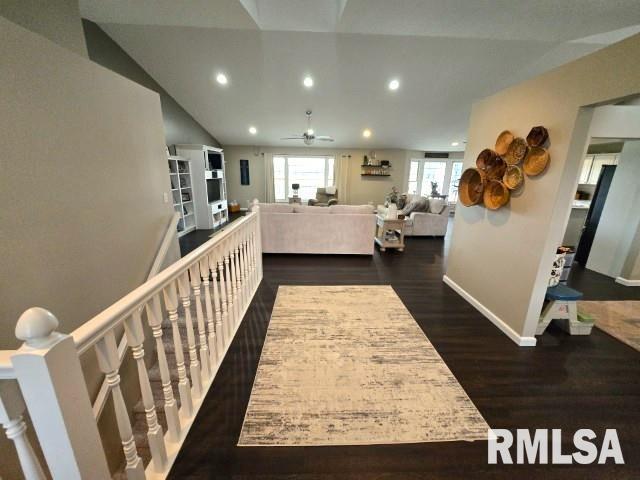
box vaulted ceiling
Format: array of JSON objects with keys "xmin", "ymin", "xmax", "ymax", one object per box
[{"xmin": 80, "ymin": 0, "xmax": 640, "ymax": 150}]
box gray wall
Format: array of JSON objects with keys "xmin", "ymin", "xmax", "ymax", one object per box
[
  {"xmin": 82, "ymin": 19, "xmax": 220, "ymax": 147},
  {"xmin": 0, "ymin": 16, "xmax": 179, "ymax": 477},
  {"xmin": 445, "ymin": 33, "xmax": 640, "ymax": 344},
  {"xmin": 0, "ymin": 0, "xmax": 87, "ymax": 57}
]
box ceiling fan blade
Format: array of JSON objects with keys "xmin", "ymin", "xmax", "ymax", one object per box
[
  {"xmin": 281, "ymin": 136, "xmax": 304, "ymax": 140},
  {"xmin": 315, "ymin": 136, "xmax": 335, "ymax": 141}
]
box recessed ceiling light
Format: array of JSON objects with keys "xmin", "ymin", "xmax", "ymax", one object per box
[
  {"xmin": 388, "ymin": 79, "xmax": 400, "ymax": 91},
  {"xmin": 249, "ymin": 126, "xmax": 257, "ymax": 135},
  {"xmin": 216, "ymin": 73, "xmax": 228, "ymax": 85},
  {"xmin": 363, "ymin": 129, "xmax": 372, "ymax": 138},
  {"xmin": 451, "ymin": 142, "xmax": 459, "ymax": 147},
  {"xmin": 303, "ymin": 76, "xmax": 314, "ymax": 88}
]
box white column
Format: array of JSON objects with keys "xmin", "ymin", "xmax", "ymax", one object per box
[
  {"xmin": 189, "ymin": 265, "xmax": 211, "ymax": 381},
  {"xmin": 199, "ymin": 258, "xmax": 218, "ymax": 368},
  {"xmin": 125, "ymin": 310, "xmax": 167, "ymax": 472},
  {"xmin": 0, "ymin": 380, "xmax": 46, "ymax": 480},
  {"xmin": 11, "ymin": 308, "xmax": 110, "ymax": 480},
  {"xmin": 162, "ymin": 283, "xmax": 193, "ymax": 418},
  {"xmin": 177, "ymin": 273, "xmax": 203, "ymax": 399},
  {"xmin": 254, "ymin": 205, "xmax": 264, "ymax": 280},
  {"xmin": 95, "ymin": 331, "xmax": 145, "ymax": 480},
  {"xmin": 146, "ymin": 298, "xmax": 181, "ymax": 443}
]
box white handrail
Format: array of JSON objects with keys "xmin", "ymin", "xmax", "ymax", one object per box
[
  {"xmin": 93, "ymin": 212, "xmax": 180, "ymax": 418},
  {"xmin": 8, "ymin": 208, "xmax": 263, "ymax": 480},
  {"xmin": 72, "ymin": 212, "xmax": 256, "ymax": 354}
]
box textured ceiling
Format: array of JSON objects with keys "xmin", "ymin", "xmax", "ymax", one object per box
[{"xmin": 80, "ymin": 0, "xmax": 640, "ymax": 150}]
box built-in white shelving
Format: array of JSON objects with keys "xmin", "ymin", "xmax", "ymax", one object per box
[
  {"xmin": 175, "ymin": 145, "xmax": 229, "ymax": 231},
  {"xmin": 168, "ymin": 155, "xmax": 196, "ymax": 237}
]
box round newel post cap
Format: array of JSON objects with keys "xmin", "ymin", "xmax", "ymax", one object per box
[{"xmin": 16, "ymin": 307, "xmax": 60, "ymax": 347}]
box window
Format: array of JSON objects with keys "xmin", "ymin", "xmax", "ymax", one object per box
[
  {"xmin": 407, "ymin": 158, "xmax": 464, "ymax": 202},
  {"xmin": 407, "ymin": 159, "xmax": 447, "ymax": 197},
  {"xmin": 273, "ymin": 155, "xmax": 335, "ymax": 202},
  {"xmin": 447, "ymin": 162, "xmax": 464, "ymax": 203}
]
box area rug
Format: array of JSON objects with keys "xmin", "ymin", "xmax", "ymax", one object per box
[
  {"xmin": 579, "ymin": 301, "xmax": 640, "ymax": 352},
  {"xmin": 238, "ymin": 285, "xmax": 488, "ymax": 446}
]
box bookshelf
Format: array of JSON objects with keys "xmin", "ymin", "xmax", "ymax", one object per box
[{"xmin": 168, "ymin": 155, "xmax": 196, "ymax": 237}]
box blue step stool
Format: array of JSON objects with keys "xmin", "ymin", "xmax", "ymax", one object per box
[{"xmin": 536, "ymin": 284, "xmax": 587, "ymax": 335}]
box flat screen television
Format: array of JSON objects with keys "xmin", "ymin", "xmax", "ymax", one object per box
[{"xmin": 207, "ymin": 179, "xmax": 221, "ymax": 203}]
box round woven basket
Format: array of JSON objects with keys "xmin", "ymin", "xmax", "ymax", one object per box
[
  {"xmin": 523, "ymin": 146, "xmax": 550, "ymax": 176},
  {"xmin": 504, "ymin": 137, "xmax": 528, "ymax": 165},
  {"xmin": 483, "ymin": 180, "xmax": 510, "ymax": 210},
  {"xmin": 495, "ymin": 130, "xmax": 514, "ymax": 156},
  {"xmin": 526, "ymin": 126, "xmax": 549, "ymax": 147},
  {"xmin": 459, "ymin": 168, "xmax": 486, "ymax": 206},
  {"xmin": 503, "ymin": 165, "xmax": 524, "ymax": 190},
  {"xmin": 485, "ymin": 155, "xmax": 507, "ymax": 180},
  {"xmin": 476, "ymin": 149, "xmax": 498, "ymax": 170}
]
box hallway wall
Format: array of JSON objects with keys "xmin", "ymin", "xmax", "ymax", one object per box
[
  {"xmin": 0, "ymin": 0, "xmax": 87, "ymax": 57},
  {"xmin": 587, "ymin": 140, "xmax": 640, "ymax": 278},
  {"xmin": 83, "ymin": 19, "xmax": 220, "ymax": 147},
  {"xmin": 445, "ymin": 33, "xmax": 640, "ymax": 344}
]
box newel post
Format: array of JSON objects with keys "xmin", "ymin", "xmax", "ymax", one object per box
[{"xmin": 11, "ymin": 308, "xmax": 110, "ymax": 480}]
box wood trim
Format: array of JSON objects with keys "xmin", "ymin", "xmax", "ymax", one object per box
[{"xmin": 443, "ymin": 275, "xmax": 537, "ymax": 347}]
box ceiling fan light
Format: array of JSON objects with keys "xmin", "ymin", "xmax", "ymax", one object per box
[{"xmin": 307, "ymin": 128, "xmax": 314, "ymax": 135}]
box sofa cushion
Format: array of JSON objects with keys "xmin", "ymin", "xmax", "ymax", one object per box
[
  {"xmin": 329, "ymin": 204, "xmax": 375, "ymax": 215},
  {"xmin": 293, "ymin": 205, "xmax": 330, "ymax": 214},
  {"xmin": 428, "ymin": 197, "xmax": 446, "ymax": 214},
  {"xmin": 259, "ymin": 203, "xmax": 295, "ymax": 213}
]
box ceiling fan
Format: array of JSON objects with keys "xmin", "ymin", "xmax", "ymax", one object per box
[{"xmin": 281, "ymin": 110, "xmax": 334, "ymax": 145}]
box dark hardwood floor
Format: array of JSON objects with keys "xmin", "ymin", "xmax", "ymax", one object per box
[
  {"xmin": 179, "ymin": 211, "xmax": 245, "ymax": 256},
  {"xmin": 169, "ymin": 235, "xmax": 640, "ymax": 479},
  {"xmin": 566, "ymin": 263, "xmax": 640, "ymax": 301}
]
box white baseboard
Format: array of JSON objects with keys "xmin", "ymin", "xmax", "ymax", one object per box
[
  {"xmin": 615, "ymin": 276, "xmax": 640, "ymax": 286},
  {"xmin": 442, "ymin": 275, "xmax": 537, "ymax": 347}
]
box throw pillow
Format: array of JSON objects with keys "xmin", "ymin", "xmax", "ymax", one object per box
[{"xmin": 428, "ymin": 197, "xmax": 446, "ymax": 214}]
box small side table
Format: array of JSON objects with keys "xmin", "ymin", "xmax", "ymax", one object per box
[
  {"xmin": 375, "ymin": 215, "xmax": 406, "ymax": 252},
  {"xmin": 288, "ymin": 197, "xmax": 302, "ymax": 204}
]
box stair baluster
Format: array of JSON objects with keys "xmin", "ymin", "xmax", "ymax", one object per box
[
  {"xmin": 230, "ymin": 242, "xmax": 240, "ymax": 328},
  {"xmin": 217, "ymin": 256, "xmax": 229, "ymax": 347},
  {"xmin": 0, "ymin": 380, "xmax": 46, "ymax": 480},
  {"xmin": 199, "ymin": 258, "xmax": 218, "ymax": 367},
  {"xmin": 95, "ymin": 331, "xmax": 145, "ymax": 480},
  {"xmin": 146, "ymin": 297, "xmax": 181, "ymax": 442},
  {"xmin": 190, "ymin": 265, "xmax": 212, "ymax": 381},
  {"xmin": 177, "ymin": 273, "xmax": 203, "ymax": 399},
  {"xmin": 163, "ymin": 282, "xmax": 193, "ymax": 417},
  {"xmin": 124, "ymin": 310, "xmax": 168, "ymax": 472},
  {"xmin": 224, "ymin": 251, "xmax": 235, "ymax": 341}
]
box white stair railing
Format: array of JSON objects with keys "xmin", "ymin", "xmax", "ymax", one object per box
[{"xmin": 2, "ymin": 208, "xmax": 263, "ymax": 480}]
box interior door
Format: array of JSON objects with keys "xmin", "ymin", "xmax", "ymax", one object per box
[{"xmin": 574, "ymin": 164, "xmax": 617, "ymax": 265}]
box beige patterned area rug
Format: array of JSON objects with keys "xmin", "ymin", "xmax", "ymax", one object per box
[
  {"xmin": 579, "ymin": 301, "xmax": 640, "ymax": 352},
  {"xmin": 238, "ymin": 285, "xmax": 488, "ymax": 446}
]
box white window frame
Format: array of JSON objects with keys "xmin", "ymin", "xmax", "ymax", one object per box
[
  {"xmin": 273, "ymin": 154, "xmax": 335, "ymax": 202},
  {"xmin": 405, "ymin": 157, "xmax": 465, "ymax": 203}
]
